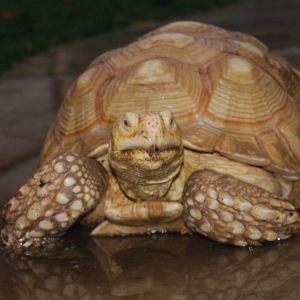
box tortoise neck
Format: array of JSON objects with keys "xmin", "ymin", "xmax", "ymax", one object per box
[{"xmin": 108, "ymin": 145, "xmax": 184, "ymax": 201}]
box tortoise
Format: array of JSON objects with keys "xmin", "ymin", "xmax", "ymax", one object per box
[{"xmin": 2, "ymin": 21, "xmax": 300, "ymax": 249}]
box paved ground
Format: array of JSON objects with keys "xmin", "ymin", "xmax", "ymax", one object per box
[{"xmin": 0, "ymin": 0, "xmax": 300, "ymax": 209}]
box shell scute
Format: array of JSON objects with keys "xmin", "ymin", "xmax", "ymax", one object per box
[
  {"xmin": 276, "ymin": 103, "xmax": 300, "ymax": 164},
  {"xmin": 257, "ymin": 128, "xmax": 300, "ymax": 178},
  {"xmin": 99, "ymin": 58, "xmax": 205, "ymax": 125},
  {"xmin": 53, "ymin": 66, "xmax": 110, "ymax": 148},
  {"xmin": 214, "ymin": 131, "xmax": 270, "ymax": 166},
  {"xmin": 204, "ymin": 55, "xmax": 289, "ymax": 129},
  {"xmin": 181, "ymin": 121, "xmax": 221, "ymax": 152}
]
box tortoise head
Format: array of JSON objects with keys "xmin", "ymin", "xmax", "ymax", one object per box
[{"xmin": 108, "ymin": 111, "xmax": 184, "ymax": 200}]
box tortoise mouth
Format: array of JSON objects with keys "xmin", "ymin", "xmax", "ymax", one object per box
[
  {"xmin": 109, "ymin": 145, "xmax": 183, "ymax": 171},
  {"xmin": 123, "ymin": 146, "xmax": 180, "ymax": 161}
]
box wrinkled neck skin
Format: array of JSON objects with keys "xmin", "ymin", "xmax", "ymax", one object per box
[{"xmin": 108, "ymin": 111, "xmax": 184, "ymax": 201}]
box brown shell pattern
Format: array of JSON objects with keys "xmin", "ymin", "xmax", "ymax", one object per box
[{"xmin": 41, "ymin": 21, "xmax": 300, "ymax": 179}]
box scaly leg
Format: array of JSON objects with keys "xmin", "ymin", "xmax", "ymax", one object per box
[
  {"xmin": 1, "ymin": 152, "xmax": 108, "ymax": 249},
  {"xmin": 183, "ymin": 170, "xmax": 300, "ymax": 246}
]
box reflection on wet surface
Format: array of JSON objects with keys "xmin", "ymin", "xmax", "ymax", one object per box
[{"xmin": 1, "ymin": 225, "xmax": 300, "ymax": 300}]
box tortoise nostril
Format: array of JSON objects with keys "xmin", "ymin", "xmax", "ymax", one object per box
[{"xmin": 148, "ymin": 145, "xmax": 160, "ymax": 157}]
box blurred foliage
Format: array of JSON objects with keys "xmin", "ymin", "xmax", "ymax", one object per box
[{"xmin": 0, "ymin": 0, "xmax": 244, "ymax": 73}]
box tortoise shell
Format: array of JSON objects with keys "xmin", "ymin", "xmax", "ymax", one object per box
[{"xmin": 40, "ymin": 21, "xmax": 300, "ymax": 180}]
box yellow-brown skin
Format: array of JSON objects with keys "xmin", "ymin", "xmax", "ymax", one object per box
[{"xmin": 1, "ymin": 111, "xmax": 300, "ymax": 249}]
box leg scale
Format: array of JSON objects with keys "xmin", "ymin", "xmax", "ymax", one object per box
[
  {"xmin": 183, "ymin": 170, "xmax": 300, "ymax": 246},
  {"xmin": 1, "ymin": 152, "xmax": 108, "ymax": 249}
]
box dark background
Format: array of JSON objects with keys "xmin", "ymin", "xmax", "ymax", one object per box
[{"xmin": 0, "ymin": 0, "xmax": 244, "ymax": 73}]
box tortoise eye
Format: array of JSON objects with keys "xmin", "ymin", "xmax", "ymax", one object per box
[
  {"xmin": 121, "ymin": 112, "xmax": 138, "ymax": 132},
  {"xmin": 160, "ymin": 111, "xmax": 176, "ymax": 130}
]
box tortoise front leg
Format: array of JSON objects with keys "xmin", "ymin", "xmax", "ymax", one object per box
[
  {"xmin": 1, "ymin": 152, "xmax": 108, "ymax": 249},
  {"xmin": 183, "ymin": 170, "xmax": 300, "ymax": 246}
]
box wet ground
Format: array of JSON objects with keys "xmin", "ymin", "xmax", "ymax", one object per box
[
  {"xmin": 2, "ymin": 228, "xmax": 300, "ymax": 300},
  {"xmin": 1, "ymin": 0, "xmax": 300, "ymax": 299}
]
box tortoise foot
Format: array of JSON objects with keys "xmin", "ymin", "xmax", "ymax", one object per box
[
  {"xmin": 1, "ymin": 152, "xmax": 108, "ymax": 249},
  {"xmin": 183, "ymin": 170, "xmax": 300, "ymax": 247}
]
